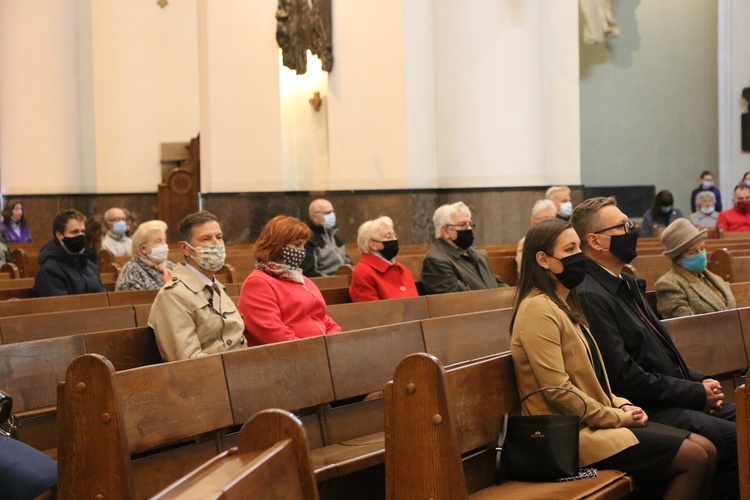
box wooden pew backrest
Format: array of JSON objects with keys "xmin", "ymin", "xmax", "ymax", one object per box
[
  {"xmin": 327, "ymin": 296, "xmax": 429, "ymax": 331},
  {"xmin": 0, "ymin": 292, "xmax": 109, "ymax": 319},
  {"xmin": 425, "ymin": 287, "xmax": 516, "ymax": 318}
]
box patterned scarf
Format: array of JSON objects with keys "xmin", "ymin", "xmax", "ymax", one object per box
[{"xmin": 255, "ymin": 261, "xmax": 305, "ymax": 285}]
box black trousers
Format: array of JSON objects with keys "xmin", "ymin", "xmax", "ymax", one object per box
[{"xmin": 650, "ymin": 403, "xmax": 737, "ymax": 499}]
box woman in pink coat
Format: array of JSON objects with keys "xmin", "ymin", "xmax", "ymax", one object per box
[
  {"xmin": 349, "ymin": 216, "xmax": 418, "ymax": 302},
  {"xmin": 238, "ymin": 215, "xmax": 341, "ymax": 345}
]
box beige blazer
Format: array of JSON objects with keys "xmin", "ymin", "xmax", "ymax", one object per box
[
  {"xmin": 511, "ymin": 291, "xmax": 639, "ymax": 466},
  {"xmin": 654, "ymin": 264, "xmax": 735, "ymax": 319},
  {"xmin": 148, "ymin": 263, "xmax": 246, "ymax": 361}
]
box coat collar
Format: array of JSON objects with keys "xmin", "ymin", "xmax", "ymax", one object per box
[
  {"xmin": 175, "ymin": 263, "xmax": 223, "ymax": 294},
  {"xmin": 436, "ymin": 237, "xmax": 467, "ymax": 258},
  {"xmin": 672, "ymin": 262, "xmax": 700, "ymax": 283},
  {"xmin": 360, "ymin": 252, "xmax": 393, "ymax": 272}
]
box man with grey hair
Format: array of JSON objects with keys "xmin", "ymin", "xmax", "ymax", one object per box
[
  {"xmin": 301, "ymin": 198, "xmax": 352, "ymax": 277},
  {"xmin": 516, "ymin": 199, "xmax": 557, "ymax": 271},
  {"xmin": 421, "ymin": 201, "xmax": 506, "ymax": 294},
  {"xmin": 546, "ymin": 186, "xmax": 573, "ymax": 220},
  {"xmin": 101, "ymin": 206, "xmax": 133, "ymax": 257},
  {"xmin": 689, "ymin": 191, "xmax": 719, "ymax": 228}
]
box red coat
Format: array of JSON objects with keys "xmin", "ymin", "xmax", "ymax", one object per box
[
  {"xmin": 349, "ymin": 253, "xmax": 419, "ymax": 302},
  {"xmin": 238, "ymin": 269, "xmax": 341, "ymax": 346},
  {"xmin": 716, "ymin": 207, "xmax": 750, "ymax": 232}
]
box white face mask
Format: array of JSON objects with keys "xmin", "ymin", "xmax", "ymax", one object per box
[
  {"xmin": 558, "ymin": 202, "xmax": 573, "ymax": 218},
  {"xmin": 147, "ymin": 244, "xmax": 169, "ymax": 264},
  {"xmin": 700, "ymin": 205, "xmax": 715, "ymax": 215}
]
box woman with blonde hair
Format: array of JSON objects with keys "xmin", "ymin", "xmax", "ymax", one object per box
[
  {"xmin": 114, "ymin": 220, "xmax": 175, "ymax": 291},
  {"xmin": 349, "ymin": 216, "xmax": 418, "ymax": 302}
]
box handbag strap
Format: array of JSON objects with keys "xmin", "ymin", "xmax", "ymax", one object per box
[{"xmin": 495, "ymin": 386, "xmax": 587, "ymax": 483}]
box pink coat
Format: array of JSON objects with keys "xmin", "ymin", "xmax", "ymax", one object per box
[
  {"xmin": 349, "ymin": 253, "xmax": 419, "ymax": 302},
  {"xmin": 238, "ymin": 269, "xmax": 341, "ymax": 346}
]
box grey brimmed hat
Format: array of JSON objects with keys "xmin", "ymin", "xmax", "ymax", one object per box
[{"xmin": 661, "ymin": 218, "xmax": 707, "ymax": 260}]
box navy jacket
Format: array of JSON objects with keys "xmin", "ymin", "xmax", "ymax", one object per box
[
  {"xmin": 32, "ymin": 238, "xmax": 105, "ymax": 297},
  {"xmin": 576, "ymin": 260, "xmax": 706, "ymax": 412}
]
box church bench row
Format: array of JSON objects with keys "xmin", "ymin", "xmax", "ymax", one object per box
[
  {"xmin": 56, "ymin": 308, "xmax": 516, "ymax": 499},
  {"xmin": 736, "ymin": 384, "xmax": 750, "ymax": 500},
  {"xmin": 151, "ymin": 409, "xmax": 319, "ymax": 500}
]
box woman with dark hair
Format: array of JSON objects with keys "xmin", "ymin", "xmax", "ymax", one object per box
[
  {"xmin": 237, "ymin": 215, "xmax": 341, "ymax": 346},
  {"xmin": 511, "ymin": 219, "xmax": 716, "ymax": 498},
  {"xmin": 0, "ymin": 200, "xmax": 31, "ymax": 242},
  {"xmin": 641, "ymin": 190, "xmax": 684, "ymax": 237}
]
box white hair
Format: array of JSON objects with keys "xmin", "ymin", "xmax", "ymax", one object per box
[
  {"xmin": 545, "ymin": 186, "xmax": 571, "ymax": 200},
  {"xmin": 432, "ymin": 202, "xmax": 471, "ymax": 238},
  {"xmin": 530, "ymin": 199, "xmax": 557, "ymax": 219},
  {"xmin": 357, "ymin": 216, "xmax": 394, "ymax": 254},
  {"xmin": 694, "ymin": 191, "xmax": 716, "ymax": 205},
  {"xmin": 131, "ymin": 220, "xmax": 168, "ymax": 255}
]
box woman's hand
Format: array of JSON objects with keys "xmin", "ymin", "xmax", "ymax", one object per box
[
  {"xmin": 162, "ymin": 267, "xmax": 173, "ymax": 284},
  {"xmin": 621, "ymin": 404, "xmax": 648, "ymax": 428}
]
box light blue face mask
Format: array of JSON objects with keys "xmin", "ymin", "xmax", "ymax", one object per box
[
  {"xmin": 323, "ymin": 212, "xmax": 336, "ymax": 229},
  {"xmin": 681, "ymin": 251, "xmax": 707, "ymax": 273},
  {"xmin": 660, "ymin": 205, "xmax": 672, "ymax": 214},
  {"xmin": 112, "ymin": 220, "xmax": 128, "ymax": 235}
]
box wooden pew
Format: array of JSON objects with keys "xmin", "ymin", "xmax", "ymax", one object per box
[
  {"xmin": 663, "ymin": 309, "xmax": 748, "ymax": 401},
  {"xmin": 424, "ymin": 287, "xmax": 516, "ymax": 317},
  {"xmin": 0, "ymin": 292, "xmax": 109, "ymax": 318},
  {"xmin": 310, "ymin": 274, "xmax": 350, "ymax": 290},
  {"xmin": 0, "ymin": 326, "xmax": 159, "ymax": 455},
  {"xmin": 730, "ymin": 281, "xmax": 750, "ymax": 308},
  {"xmin": 709, "ymin": 248, "xmax": 750, "ymax": 283},
  {"xmin": 488, "ymin": 254, "xmax": 518, "ymax": 286},
  {"xmin": 11, "ymin": 247, "xmax": 39, "ymax": 278},
  {"xmin": 0, "ymin": 305, "xmax": 136, "ymax": 344},
  {"xmin": 327, "ymin": 296, "xmax": 429, "ymax": 331},
  {"xmin": 385, "ymin": 352, "xmax": 633, "ymax": 498},
  {"xmin": 152, "ymin": 409, "xmax": 319, "ymax": 500},
  {"xmin": 319, "ymin": 286, "xmax": 351, "ymax": 305},
  {"xmin": 736, "ymin": 384, "xmax": 750, "ymax": 500},
  {"xmin": 107, "ymin": 288, "xmax": 160, "ymax": 306},
  {"xmin": 628, "ymin": 254, "xmax": 672, "ymax": 290}
]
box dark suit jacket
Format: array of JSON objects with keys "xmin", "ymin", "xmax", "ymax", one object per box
[
  {"xmin": 576, "ymin": 260, "xmax": 706, "ymax": 412},
  {"xmin": 420, "ymin": 238, "xmax": 505, "ymax": 295}
]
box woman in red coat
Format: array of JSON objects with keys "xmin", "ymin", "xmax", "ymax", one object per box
[
  {"xmin": 349, "ymin": 216, "xmax": 419, "ymax": 302},
  {"xmin": 238, "ymin": 215, "xmax": 341, "ymax": 345}
]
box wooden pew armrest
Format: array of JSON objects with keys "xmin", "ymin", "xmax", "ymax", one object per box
[
  {"xmin": 311, "ymin": 431, "xmax": 385, "ymax": 482},
  {"xmin": 469, "ymin": 470, "xmax": 633, "ymax": 500}
]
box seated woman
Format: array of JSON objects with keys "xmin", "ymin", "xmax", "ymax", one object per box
[
  {"xmin": 349, "ymin": 216, "xmax": 418, "ymax": 302},
  {"xmin": 114, "ymin": 220, "xmax": 175, "ymax": 291},
  {"xmin": 511, "ymin": 219, "xmax": 716, "ymax": 499},
  {"xmin": 641, "ymin": 190, "xmax": 684, "ymax": 237},
  {"xmin": 0, "ymin": 200, "xmax": 31, "ymax": 243},
  {"xmin": 689, "ymin": 191, "xmax": 719, "ymax": 228},
  {"xmin": 238, "ymin": 215, "xmax": 341, "ymax": 345},
  {"xmin": 655, "ymin": 218, "xmax": 735, "ymax": 318}
]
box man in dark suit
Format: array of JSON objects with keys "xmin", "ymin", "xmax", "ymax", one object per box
[{"xmin": 571, "ymin": 196, "xmax": 737, "ymax": 498}]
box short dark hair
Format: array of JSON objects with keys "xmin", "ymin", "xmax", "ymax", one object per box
[
  {"xmin": 570, "ymin": 197, "xmax": 617, "ymax": 250},
  {"xmin": 177, "ymin": 211, "xmax": 219, "ymax": 243},
  {"xmin": 700, "ymin": 170, "xmax": 712, "ymax": 178},
  {"xmin": 52, "ymin": 209, "xmax": 86, "ymax": 236}
]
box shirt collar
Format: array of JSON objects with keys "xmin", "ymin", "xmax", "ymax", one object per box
[{"xmin": 183, "ymin": 262, "xmax": 216, "ymax": 289}]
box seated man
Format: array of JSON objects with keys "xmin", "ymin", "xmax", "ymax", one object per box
[
  {"xmin": 100, "ymin": 206, "xmax": 133, "ymax": 257},
  {"xmin": 546, "ymin": 185, "xmax": 573, "ymax": 220},
  {"xmin": 716, "ymin": 184, "xmax": 750, "ymax": 232},
  {"xmin": 421, "ymin": 201, "xmax": 506, "ymax": 294},
  {"xmin": 301, "ymin": 198, "xmax": 352, "ymax": 277},
  {"xmin": 571, "ymin": 197, "xmax": 737, "ymax": 498},
  {"xmin": 148, "ymin": 211, "xmax": 246, "ymax": 361},
  {"xmin": 32, "ymin": 209, "xmax": 105, "ymax": 297},
  {"xmin": 516, "ymin": 199, "xmax": 557, "ymax": 271}
]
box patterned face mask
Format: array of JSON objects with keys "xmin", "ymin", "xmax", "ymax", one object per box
[
  {"xmin": 282, "ymin": 246, "xmax": 306, "ymax": 269},
  {"xmin": 184, "ymin": 243, "xmax": 226, "ymax": 272}
]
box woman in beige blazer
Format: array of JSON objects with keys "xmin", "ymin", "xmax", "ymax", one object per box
[
  {"xmin": 511, "ymin": 219, "xmax": 716, "ymax": 499},
  {"xmin": 655, "ymin": 218, "xmax": 735, "ymax": 319}
]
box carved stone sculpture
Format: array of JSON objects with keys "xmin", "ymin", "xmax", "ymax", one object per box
[{"xmin": 276, "ymin": 0, "xmax": 333, "ymax": 74}]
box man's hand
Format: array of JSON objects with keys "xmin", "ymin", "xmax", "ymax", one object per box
[{"xmin": 703, "ymin": 379, "xmax": 724, "ymax": 413}]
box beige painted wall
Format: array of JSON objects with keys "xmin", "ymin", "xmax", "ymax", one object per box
[{"xmin": 580, "ymin": 0, "xmax": 719, "ymax": 216}]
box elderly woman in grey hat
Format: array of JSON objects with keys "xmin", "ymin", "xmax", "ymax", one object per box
[{"xmin": 654, "ymin": 218, "xmax": 735, "ymax": 318}]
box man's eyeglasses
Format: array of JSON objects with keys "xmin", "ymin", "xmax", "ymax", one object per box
[
  {"xmin": 314, "ymin": 210, "xmax": 335, "ymax": 215},
  {"xmin": 447, "ymin": 222, "xmax": 477, "ymax": 230},
  {"xmin": 594, "ymin": 221, "xmax": 635, "ymax": 235}
]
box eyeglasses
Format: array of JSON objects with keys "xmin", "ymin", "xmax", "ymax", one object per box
[
  {"xmin": 594, "ymin": 221, "xmax": 635, "ymax": 235},
  {"xmin": 446, "ymin": 222, "xmax": 477, "ymax": 230},
  {"xmin": 314, "ymin": 210, "xmax": 335, "ymax": 215},
  {"xmin": 377, "ymin": 232, "xmax": 397, "ymax": 240}
]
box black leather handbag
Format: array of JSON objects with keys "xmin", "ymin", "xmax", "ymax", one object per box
[
  {"xmin": 496, "ymin": 386, "xmax": 587, "ymax": 482},
  {"xmin": 0, "ymin": 390, "xmax": 19, "ymax": 439}
]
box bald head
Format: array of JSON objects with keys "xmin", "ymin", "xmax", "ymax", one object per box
[{"xmin": 309, "ymin": 199, "xmax": 335, "ymax": 227}]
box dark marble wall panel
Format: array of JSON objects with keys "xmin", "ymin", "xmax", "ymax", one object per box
[{"xmin": 6, "ymin": 186, "xmax": 587, "ymax": 247}]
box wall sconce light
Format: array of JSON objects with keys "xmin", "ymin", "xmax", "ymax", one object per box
[{"xmin": 309, "ymin": 91, "xmax": 323, "ymax": 112}]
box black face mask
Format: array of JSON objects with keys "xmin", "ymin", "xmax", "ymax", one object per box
[
  {"xmin": 62, "ymin": 235, "xmax": 86, "ymax": 254},
  {"xmin": 549, "ymin": 252, "xmax": 587, "ymax": 289},
  {"xmin": 607, "ymin": 230, "xmax": 638, "ymax": 264},
  {"xmin": 453, "ymin": 229, "xmax": 474, "ymax": 250},
  {"xmin": 377, "ymin": 240, "xmax": 399, "ymax": 261}
]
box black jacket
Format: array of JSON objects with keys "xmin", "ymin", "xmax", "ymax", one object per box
[
  {"xmin": 32, "ymin": 238, "xmax": 105, "ymax": 297},
  {"xmin": 420, "ymin": 238, "xmax": 506, "ymax": 295},
  {"xmin": 576, "ymin": 260, "xmax": 706, "ymax": 412},
  {"xmin": 301, "ymin": 223, "xmax": 351, "ymax": 277}
]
